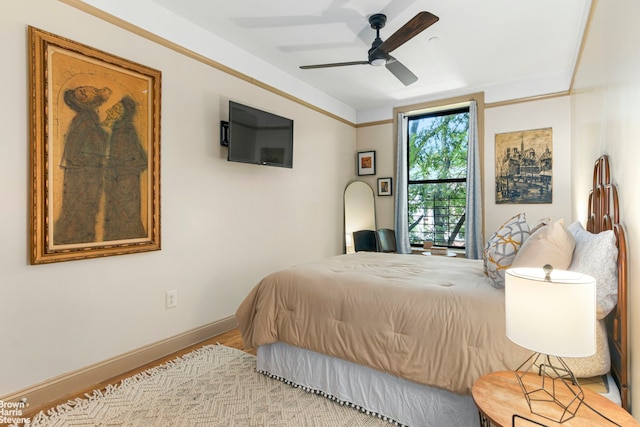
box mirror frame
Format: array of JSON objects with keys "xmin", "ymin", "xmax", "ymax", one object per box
[{"xmin": 343, "ymin": 180, "xmax": 376, "ymax": 253}]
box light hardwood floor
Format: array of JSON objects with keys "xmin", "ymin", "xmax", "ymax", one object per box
[{"xmin": 22, "ymin": 328, "xmax": 253, "ymax": 420}]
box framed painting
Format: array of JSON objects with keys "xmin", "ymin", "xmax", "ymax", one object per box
[
  {"xmin": 377, "ymin": 177, "xmax": 392, "ymax": 196},
  {"xmin": 495, "ymin": 127, "xmax": 552, "ymax": 204},
  {"xmin": 29, "ymin": 27, "xmax": 161, "ymax": 264},
  {"xmin": 357, "ymin": 150, "xmax": 376, "ymax": 176}
]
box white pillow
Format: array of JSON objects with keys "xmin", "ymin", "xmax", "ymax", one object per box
[
  {"xmin": 529, "ymin": 217, "xmax": 551, "ymax": 235},
  {"xmin": 563, "ymin": 319, "xmax": 611, "ymax": 377},
  {"xmin": 483, "ymin": 213, "xmax": 530, "ymax": 288},
  {"xmin": 512, "ymin": 219, "xmax": 575, "ymax": 269},
  {"xmin": 567, "ymin": 221, "xmax": 618, "ymax": 319}
]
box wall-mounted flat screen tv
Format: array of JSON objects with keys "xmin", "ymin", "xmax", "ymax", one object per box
[{"xmin": 227, "ymin": 101, "xmax": 294, "ymax": 168}]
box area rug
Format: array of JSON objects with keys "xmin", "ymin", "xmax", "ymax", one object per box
[{"xmin": 30, "ymin": 345, "xmax": 393, "ymax": 426}]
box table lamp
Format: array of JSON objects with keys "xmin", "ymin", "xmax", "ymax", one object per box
[{"xmin": 505, "ymin": 265, "xmax": 596, "ymax": 424}]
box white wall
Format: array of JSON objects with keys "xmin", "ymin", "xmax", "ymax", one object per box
[
  {"xmin": 571, "ymin": 0, "xmax": 640, "ymax": 416},
  {"xmin": 355, "ymin": 96, "xmax": 572, "ymax": 241},
  {"xmin": 0, "ymin": 0, "xmax": 355, "ymax": 396},
  {"xmin": 484, "ymin": 97, "xmax": 572, "ymax": 234},
  {"xmin": 355, "ymin": 124, "xmax": 395, "ymax": 230}
]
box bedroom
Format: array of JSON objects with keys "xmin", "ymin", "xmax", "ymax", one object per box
[{"xmin": 0, "ymin": 0, "xmax": 638, "ymax": 424}]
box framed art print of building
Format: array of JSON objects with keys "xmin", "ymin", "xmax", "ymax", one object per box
[{"xmin": 495, "ymin": 128, "xmax": 552, "ymax": 204}]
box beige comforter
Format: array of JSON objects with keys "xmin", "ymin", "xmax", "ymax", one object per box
[{"xmin": 236, "ymin": 252, "xmax": 531, "ymax": 395}]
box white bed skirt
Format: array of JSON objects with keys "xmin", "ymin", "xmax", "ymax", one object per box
[
  {"xmin": 257, "ymin": 342, "xmax": 623, "ymax": 427},
  {"xmin": 257, "ymin": 342, "xmax": 479, "ymax": 427}
]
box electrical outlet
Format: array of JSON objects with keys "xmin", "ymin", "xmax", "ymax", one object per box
[{"xmin": 166, "ymin": 290, "xmax": 178, "ymax": 309}]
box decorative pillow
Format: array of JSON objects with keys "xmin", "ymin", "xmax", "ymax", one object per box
[
  {"xmin": 563, "ymin": 319, "xmax": 611, "ymax": 377},
  {"xmin": 529, "ymin": 217, "xmax": 551, "ymax": 235},
  {"xmin": 567, "ymin": 221, "xmax": 618, "ymax": 319},
  {"xmin": 511, "ymin": 219, "xmax": 575, "ymax": 269},
  {"xmin": 483, "ymin": 213, "xmax": 530, "ymax": 288}
]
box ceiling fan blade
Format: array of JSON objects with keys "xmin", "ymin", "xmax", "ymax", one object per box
[
  {"xmin": 385, "ymin": 57, "xmax": 418, "ymax": 86},
  {"xmin": 300, "ymin": 61, "xmax": 369, "ymax": 69},
  {"xmin": 378, "ymin": 11, "xmax": 439, "ymax": 54}
]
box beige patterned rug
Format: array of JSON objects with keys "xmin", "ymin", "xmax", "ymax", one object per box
[{"xmin": 30, "ymin": 345, "xmax": 392, "ymax": 426}]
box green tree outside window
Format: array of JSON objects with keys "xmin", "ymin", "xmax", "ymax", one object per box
[{"xmin": 407, "ymin": 107, "xmax": 469, "ymax": 247}]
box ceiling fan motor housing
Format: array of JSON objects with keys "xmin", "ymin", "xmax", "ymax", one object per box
[
  {"xmin": 368, "ymin": 14, "xmax": 388, "ymax": 66},
  {"xmin": 368, "ymin": 44, "xmax": 388, "ymax": 66}
]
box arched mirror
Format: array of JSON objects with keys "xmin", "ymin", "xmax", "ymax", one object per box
[{"xmin": 344, "ymin": 181, "xmax": 376, "ymax": 253}]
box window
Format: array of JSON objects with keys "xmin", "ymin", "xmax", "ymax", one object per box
[{"xmin": 406, "ymin": 107, "xmax": 469, "ymax": 248}]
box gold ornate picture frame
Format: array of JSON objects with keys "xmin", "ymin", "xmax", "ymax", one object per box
[{"xmin": 29, "ymin": 27, "xmax": 161, "ymax": 264}]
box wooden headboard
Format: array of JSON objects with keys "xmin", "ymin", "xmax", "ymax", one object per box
[{"xmin": 587, "ymin": 155, "xmax": 629, "ymax": 410}]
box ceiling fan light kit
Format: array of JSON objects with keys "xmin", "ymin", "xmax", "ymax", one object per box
[{"xmin": 300, "ymin": 11, "xmax": 438, "ymax": 86}]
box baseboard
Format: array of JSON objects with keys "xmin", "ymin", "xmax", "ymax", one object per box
[{"xmin": 0, "ymin": 315, "xmax": 237, "ymax": 414}]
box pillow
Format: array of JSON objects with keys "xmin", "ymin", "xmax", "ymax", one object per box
[
  {"xmin": 483, "ymin": 213, "xmax": 530, "ymax": 288},
  {"xmin": 511, "ymin": 219, "xmax": 575, "ymax": 269},
  {"xmin": 529, "ymin": 217, "xmax": 551, "ymax": 235},
  {"xmin": 567, "ymin": 221, "xmax": 618, "ymax": 319},
  {"xmin": 521, "ymin": 319, "xmax": 610, "ymax": 378},
  {"xmin": 563, "ymin": 319, "xmax": 611, "ymax": 377}
]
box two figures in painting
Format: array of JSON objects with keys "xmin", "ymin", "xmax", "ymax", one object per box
[{"xmin": 54, "ymin": 86, "xmax": 148, "ymax": 245}]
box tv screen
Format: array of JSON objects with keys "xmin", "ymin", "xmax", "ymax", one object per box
[{"xmin": 227, "ymin": 101, "xmax": 293, "ymax": 168}]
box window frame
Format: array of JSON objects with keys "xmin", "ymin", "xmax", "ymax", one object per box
[
  {"xmin": 393, "ymin": 93, "xmax": 485, "ymax": 251},
  {"xmin": 405, "ymin": 106, "xmax": 470, "ymax": 248}
]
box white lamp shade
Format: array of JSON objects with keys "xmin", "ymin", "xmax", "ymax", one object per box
[{"xmin": 505, "ymin": 267, "xmax": 596, "ymax": 358}]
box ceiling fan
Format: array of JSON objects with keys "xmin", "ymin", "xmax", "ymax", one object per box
[{"xmin": 300, "ymin": 11, "xmax": 439, "ymax": 86}]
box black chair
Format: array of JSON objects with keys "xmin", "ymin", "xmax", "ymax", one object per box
[
  {"xmin": 376, "ymin": 228, "xmax": 397, "ymax": 253},
  {"xmin": 352, "ymin": 230, "xmax": 378, "ymax": 252}
]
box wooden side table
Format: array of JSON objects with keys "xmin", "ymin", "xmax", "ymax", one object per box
[{"xmin": 472, "ymin": 371, "xmax": 638, "ymax": 426}]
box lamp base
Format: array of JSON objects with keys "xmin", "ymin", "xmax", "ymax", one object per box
[{"xmin": 514, "ymin": 353, "xmax": 585, "ymax": 424}]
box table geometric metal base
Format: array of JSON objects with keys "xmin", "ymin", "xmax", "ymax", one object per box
[
  {"xmin": 514, "ymin": 353, "xmax": 585, "ymax": 424},
  {"xmin": 478, "ymin": 412, "xmax": 550, "ymax": 427}
]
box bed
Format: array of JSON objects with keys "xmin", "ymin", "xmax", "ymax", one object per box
[{"xmin": 236, "ymin": 155, "xmax": 628, "ymax": 426}]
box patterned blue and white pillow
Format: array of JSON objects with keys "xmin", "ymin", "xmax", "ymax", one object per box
[{"xmin": 483, "ymin": 213, "xmax": 530, "ymax": 288}]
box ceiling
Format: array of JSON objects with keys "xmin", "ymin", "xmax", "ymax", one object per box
[{"xmin": 87, "ymin": 0, "xmax": 592, "ymax": 119}]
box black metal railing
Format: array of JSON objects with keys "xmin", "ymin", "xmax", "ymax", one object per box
[{"xmin": 407, "ymin": 189, "xmax": 466, "ymax": 248}]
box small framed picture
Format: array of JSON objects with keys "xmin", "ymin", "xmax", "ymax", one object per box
[
  {"xmin": 357, "ymin": 150, "xmax": 376, "ymax": 176},
  {"xmin": 377, "ymin": 177, "xmax": 392, "ymax": 196}
]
